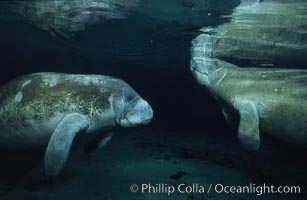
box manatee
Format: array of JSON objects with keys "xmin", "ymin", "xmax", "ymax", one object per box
[
  {"xmin": 0, "ymin": 73, "xmax": 153, "ymax": 176},
  {"xmin": 2, "ymin": 0, "xmax": 139, "ymax": 38},
  {"xmin": 191, "ymin": 34, "xmax": 307, "ymax": 151}
]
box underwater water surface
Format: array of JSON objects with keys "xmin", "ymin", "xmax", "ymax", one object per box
[{"xmin": 0, "ymin": 0, "xmax": 306, "ymax": 200}]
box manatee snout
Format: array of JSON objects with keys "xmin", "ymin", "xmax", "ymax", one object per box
[{"xmin": 120, "ymin": 97, "xmax": 153, "ymax": 127}]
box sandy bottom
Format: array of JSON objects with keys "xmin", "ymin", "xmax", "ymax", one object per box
[{"xmin": 0, "ymin": 127, "xmax": 306, "ymax": 200}]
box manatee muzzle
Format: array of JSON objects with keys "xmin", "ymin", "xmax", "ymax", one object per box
[{"xmin": 119, "ymin": 98, "xmax": 153, "ymax": 127}]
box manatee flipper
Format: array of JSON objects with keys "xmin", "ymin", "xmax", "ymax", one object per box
[
  {"xmin": 83, "ymin": 132, "xmax": 114, "ymax": 153},
  {"xmin": 236, "ymin": 101, "xmax": 260, "ymax": 151},
  {"xmin": 44, "ymin": 113, "xmax": 89, "ymax": 176}
]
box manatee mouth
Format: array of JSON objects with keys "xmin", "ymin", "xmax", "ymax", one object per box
[
  {"xmin": 122, "ymin": 108, "xmax": 153, "ymax": 126},
  {"xmin": 119, "ymin": 118, "xmax": 133, "ymax": 127},
  {"xmin": 118, "ymin": 97, "xmax": 153, "ymax": 127},
  {"xmin": 119, "ymin": 115, "xmax": 152, "ymax": 127},
  {"xmin": 191, "ymin": 66, "xmax": 208, "ymax": 76},
  {"xmin": 191, "ymin": 65, "xmax": 209, "ymax": 86}
]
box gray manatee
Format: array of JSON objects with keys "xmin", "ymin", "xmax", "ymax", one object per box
[
  {"xmin": 0, "ymin": 73, "xmax": 153, "ymax": 176},
  {"xmin": 191, "ymin": 33, "xmax": 307, "ymax": 151},
  {"xmin": 2, "ymin": 0, "xmax": 139, "ymax": 38}
]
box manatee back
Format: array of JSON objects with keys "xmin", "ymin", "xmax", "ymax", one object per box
[
  {"xmin": 0, "ymin": 73, "xmax": 118, "ymax": 148},
  {"xmin": 216, "ymin": 68, "xmax": 307, "ymax": 146},
  {"xmin": 216, "ymin": 68, "xmax": 307, "ymax": 103}
]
